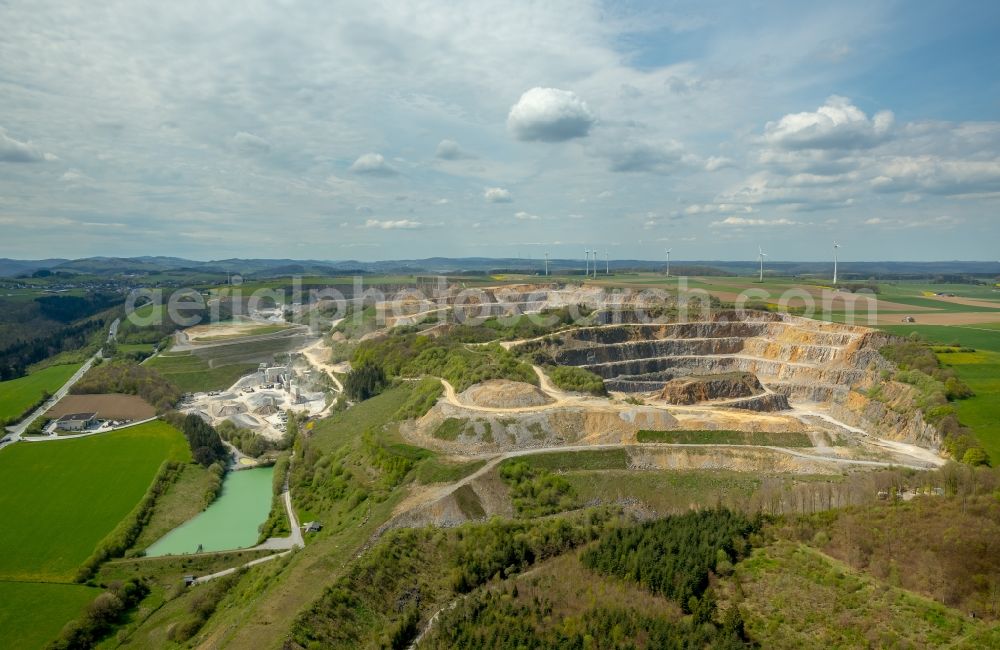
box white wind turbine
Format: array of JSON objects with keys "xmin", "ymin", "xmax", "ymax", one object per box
[
  {"xmin": 584, "ymin": 249, "xmax": 589, "ymax": 277},
  {"xmin": 665, "ymin": 248, "xmax": 672, "ymax": 278},
  {"xmin": 593, "ymin": 248, "xmax": 598, "ymax": 278},
  {"xmin": 833, "ymin": 241, "xmax": 840, "ymax": 285},
  {"xmin": 544, "ymin": 252, "xmax": 550, "ymax": 277},
  {"xmin": 758, "ymin": 246, "xmax": 768, "ymax": 283}
]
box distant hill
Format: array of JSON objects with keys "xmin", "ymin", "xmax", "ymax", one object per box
[{"xmin": 1, "ymin": 256, "xmax": 998, "ymax": 278}]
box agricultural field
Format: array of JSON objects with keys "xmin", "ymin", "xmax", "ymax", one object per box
[
  {"xmin": 0, "ymin": 362, "xmax": 82, "ymax": 423},
  {"xmin": 0, "ymin": 420, "xmax": 189, "ymax": 647},
  {"xmin": 0, "ymin": 581, "xmax": 99, "ymax": 650},
  {"xmin": 0, "ymin": 420, "xmax": 190, "ymax": 581},
  {"xmin": 146, "ymin": 352, "xmax": 256, "ymax": 393},
  {"xmin": 44, "ymin": 392, "xmax": 156, "ymax": 421}
]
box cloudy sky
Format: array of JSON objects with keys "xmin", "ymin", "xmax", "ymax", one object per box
[{"xmin": 2, "ymin": 0, "xmax": 999, "ymax": 262}]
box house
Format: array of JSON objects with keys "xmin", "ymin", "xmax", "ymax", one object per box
[
  {"xmin": 303, "ymin": 521, "xmax": 323, "ymax": 533},
  {"xmin": 56, "ymin": 412, "xmax": 97, "ymax": 431},
  {"xmin": 901, "ymin": 316, "xmax": 916, "ymax": 323}
]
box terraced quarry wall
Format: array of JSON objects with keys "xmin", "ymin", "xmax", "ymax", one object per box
[{"xmin": 515, "ymin": 311, "xmax": 942, "ymax": 449}]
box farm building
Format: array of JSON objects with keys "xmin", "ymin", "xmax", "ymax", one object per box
[{"xmin": 55, "ymin": 412, "xmax": 97, "ymax": 431}]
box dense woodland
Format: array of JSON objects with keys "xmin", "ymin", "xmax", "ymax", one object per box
[{"xmin": 0, "ymin": 291, "xmax": 123, "ymax": 378}]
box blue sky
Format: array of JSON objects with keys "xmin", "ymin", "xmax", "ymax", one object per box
[{"xmin": 1, "ymin": 0, "xmax": 998, "ymax": 261}]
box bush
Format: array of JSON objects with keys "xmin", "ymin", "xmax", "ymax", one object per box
[
  {"xmin": 48, "ymin": 578, "xmax": 149, "ymax": 650},
  {"xmin": 499, "ymin": 460, "xmax": 579, "ymax": 518},
  {"xmin": 548, "ymin": 365, "xmax": 606, "ymax": 395}
]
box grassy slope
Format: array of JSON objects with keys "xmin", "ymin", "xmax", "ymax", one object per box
[
  {"xmin": 732, "ymin": 542, "xmax": 999, "ymax": 648},
  {"xmin": 0, "ymin": 581, "xmax": 99, "ymax": 650},
  {"xmin": 146, "ymin": 352, "xmax": 256, "ymax": 393},
  {"xmin": 0, "ymin": 420, "xmax": 190, "ymax": 581},
  {"xmin": 130, "ymin": 463, "xmax": 216, "ymax": 552},
  {"xmin": 565, "ymin": 469, "xmax": 763, "ymax": 513},
  {"xmin": 0, "ymin": 363, "xmax": 82, "ymax": 422}
]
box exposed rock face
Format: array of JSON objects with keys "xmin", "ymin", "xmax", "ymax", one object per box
[
  {"xmin": 659, "ymin": 372, "xmax": 763, "ymax": 405},
  {"xmin": 513, "ymin": 311, "xmax": 940, "ymax": 448}
]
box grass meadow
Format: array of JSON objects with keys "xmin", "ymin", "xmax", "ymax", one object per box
[
  {"xmin": 0, "ymin": 581, "xmax": 100, "ymax": 650},
  {"xmin": 0, "ymin": 363, "xmax": 82, "ymax": 423},
  {"xmin": 0, "ymin": 420, "xmax": 190, "ymax": 581}
]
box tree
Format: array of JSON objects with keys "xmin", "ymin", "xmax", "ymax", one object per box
[{"xmin": 962, "ymin": 447, "xmax": 991, "ymax": 467}]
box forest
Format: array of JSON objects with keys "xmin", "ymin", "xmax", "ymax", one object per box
[{"xmin": 71, "ymin": 361, "xmax": 181, "ymax": 412}]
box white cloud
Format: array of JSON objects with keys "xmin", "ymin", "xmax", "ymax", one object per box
[
  {"xmin": 363, "ymin": 219, "xmax": 423, "ymax": 229},
  {"xmin": 232, "ymin": 131, "xmax": 271, "ymax": 155},
  {"xmin": 514, "ymin": 211, "xmax": 540, "ymax": 220},
  {"xmin": 507, "ymin": 87, "xmax": 595, "ymax": 142},
  {"xmin": 871, "ymin": 156, "xmax": 1000, "ymax": 196},
  {"xmin": 483, "ymin": 187, "xmax": 513, "ymax": 203},
  {"xmin": 598, "ymin": 138, "xmax": 688, "ymax": 173},
  {"xmin": 705, "ymin": 156, "xmax": 735, "ymax": 171},
  {"xmin": 711, "ymin": 216, "xmax": 800, "ymax": 227},
  {"xmin": 435, "ymin": 139, "xmax": 474, "ymax": 160},
  {"xmin": 350, "ymin": 152, "xmax": 397, "ymax": 175},
  {"xmin": 764, "ymin": 96, "xmax": 893, "ymax": 150},
  {"xmin": 0, "ymin": 126, "xmax": 53, "ymax": 163}
]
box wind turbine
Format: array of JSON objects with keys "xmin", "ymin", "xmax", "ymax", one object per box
[
  {"xmin": 584, "ymin": 249, "xmax": 589, "ymax": 277},
  {"xmin": 758, "ymin": 246, "xmax": 768, "ymax": 283},
  {"xmin": 665, "ymin": 248, "xmax": 672, "ymax": 278},
  {"xmin": 833, "ymin": 241, "xmax": 840, "ymax": 285},
  {"xmin": 593, "ymin": 249, "xmax": 598, "ymax": 278},
  {"xmin": 605, "ymin": 250, "xmax": 609, "ymax": 275},
  {"xmin": 544, "ymin": 252, "xmax": 550, "ymax": 277}
]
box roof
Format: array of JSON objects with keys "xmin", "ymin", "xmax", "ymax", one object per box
[{"xmin": 57, "ymin": 412, "xmax": 97, "ymax": 422}]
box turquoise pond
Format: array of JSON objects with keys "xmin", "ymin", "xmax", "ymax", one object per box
[{"xmin": 145, "ymin": 466, "xmax": 273, "ymax": 556}]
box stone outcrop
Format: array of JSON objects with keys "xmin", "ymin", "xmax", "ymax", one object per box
[{"xmin": 659, "ymin": 372, "xmax": 763, "ymax": 404}]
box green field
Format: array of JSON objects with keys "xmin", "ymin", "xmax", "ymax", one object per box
[
  {"xmin": 0, "ymin": 363, "xmax": 82, "ymax": 423},
  {"xmin": 0, "ymin": 420, "xmax": 190, "ymax": 581},
  {"xmin": 880, "ymin": 324, "xmax": 1000, "ymax": 353},
  {"xmin": 146, "ymin": 352, "xmax": 256, "ymax": 393},
  {"xmin": 117, "ymin": 342, "xmax": 156, "ymax": 354},
  {"xmin": 0, "ymin": 581, "xmax": 100, "ymax": 650}
]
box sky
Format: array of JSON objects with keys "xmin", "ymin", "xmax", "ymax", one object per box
[{"xmin": 1, "ymin": 0, "xmax": 999, "ymax": 262}]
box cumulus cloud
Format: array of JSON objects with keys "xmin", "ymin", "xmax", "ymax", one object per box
[
  {"xmin": 871, "ymin": 157, "xmax": 1000, "ymax": 196},
  {"xmin": 435, "ymin": 139, "xmax": 474, "ymax": 160},
  {"xmin": 232, "ymin": 131, "xmax": 271, "ymax": 155},
  {"xmin": 764, "ymin": 96, "xmax": 893, "ymax": 150},
  {"xmin": 514, "ymin": 211, "xmax": 540, "ymax": 220},
  {"xmin": 0, "ymin": 126, "xmax": 54, "ymax": 162},
  {"xmin": 363, "ymin": 219, "xmax": 423, "ymax": 230},
  {"xmin": 507, "ymin": 87, "xmax": 595, "ymax": 142},
  {"xmin": 483, "ymin": 187, "xmax": 512, "ymax": 203},
  {"xmin": 350, "ymin": 153, "xmax": 397, "ymax": 175}
]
